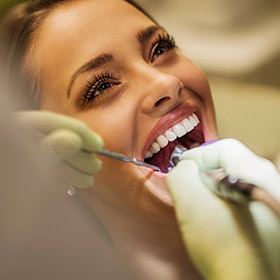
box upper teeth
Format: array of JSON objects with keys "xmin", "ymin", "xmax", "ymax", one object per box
[{"xmin": 144, "ymin": 113, "xmax": 200, "ymax": 159}]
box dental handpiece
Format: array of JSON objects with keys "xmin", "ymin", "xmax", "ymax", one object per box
[{"xmin": 170, "ymin": 146, "xmax": 280, "ymax": 218}]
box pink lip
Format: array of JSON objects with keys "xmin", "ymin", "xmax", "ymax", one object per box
[{"xmin": 141, "ymin": 103, "xmax": 198, "ymax": 159}]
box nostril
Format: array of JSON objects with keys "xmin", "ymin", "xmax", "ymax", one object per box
[{"xmin": 154, "ymin": 96, "xmax": 170, "ymax": 107}]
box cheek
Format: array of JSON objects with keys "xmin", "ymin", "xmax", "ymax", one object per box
[
  {"xmin": 94, "ymin": 159, "xmax": 135, "ymax": 203},
  {"xmin": 74, "ymin": 101, "xmax": 137, "ymax": 154},
  {"xmin": 173, "ymin": 57, "xmax": 212, "ymax": 102},
  {"xmin": 74, "ymin": 106, "xmax": 141, "ymax": 208}
]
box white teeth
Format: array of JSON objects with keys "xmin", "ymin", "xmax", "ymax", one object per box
[
  {"xmin": 192, "ymin": 114, "xmax": 199, "ymax": 123},
  {"xmin": 189, "ymin": 114, "xmax": 199, "ymax": 126},
  {"xmin": 144, "ymin": 113, "xmax": 201, "ymax": 159},
  {"xmin": 145, "ymin": 151, "xmax": 153, "ymax": 158},
  {"xmin": 172, "ymin": 123, "xmax": 187, "ymax": 137},
  {"xmin": 165, "ymin": 129, "xmax": 177, "ymax": 142},
  {"xmin": 156, "ymin": 135, "xmax": 169, "ymax": 148},
  {"xmin": 151, "ymin": 142, "xmax": 161, "ymax": 153},
  {"xmin": 182, "ymin": 118, "xmax": 194, "ymax": 132}
]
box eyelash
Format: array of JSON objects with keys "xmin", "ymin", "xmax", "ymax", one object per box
[
  {"xmin": 80, "ymin": 32, "xmax": 177, "ymax": 106},
  {"xmin": 81, "ymin": 71, "xmax": 120, "ymax": 106},
  {"xmin": 150, "ymin": 32, "xmax": 177, "ymax": 62}
]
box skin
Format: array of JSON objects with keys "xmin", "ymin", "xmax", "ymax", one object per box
[{"xmin": 25, "ymin": 0, "xmax": 218, "ymax": 278}]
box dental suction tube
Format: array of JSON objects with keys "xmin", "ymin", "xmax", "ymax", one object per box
[{"xmin": 169, "ymin": 146, "xmax": 280, "ymax": 219}]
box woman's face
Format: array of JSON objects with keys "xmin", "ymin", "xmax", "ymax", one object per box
[{"xmin": 29, "ymin": 0, "xmax": 217, "ymax": 219}]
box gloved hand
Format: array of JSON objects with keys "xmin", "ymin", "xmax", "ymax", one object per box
[
  {"xmin": 167, "ymin": 139, "xmax": 280, "ymax": 280},
  {"xmin": 181, "ymin": 138, "xmax": 280, "ymax": 203},
  {"xmin": 15, "ymin": 111, "xmax": 103, "ymax": 189}
]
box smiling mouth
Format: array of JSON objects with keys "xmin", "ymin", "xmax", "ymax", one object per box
[{"xmin": 144, "ymin": 113, "xmax": 204, "ymax": 173}]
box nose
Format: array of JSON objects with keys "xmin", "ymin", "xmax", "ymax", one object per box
[{"xmin": 139, "ymin": 70, "xmax": 183, "ymax": 116}]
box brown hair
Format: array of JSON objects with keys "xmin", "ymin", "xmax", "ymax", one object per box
[{"xmin": 0, "ymin": 0, "xmax": 156, "ymax": 109}]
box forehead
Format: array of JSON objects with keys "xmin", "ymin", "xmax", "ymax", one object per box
[
  {"xmin": 35, "ymin": 0, "xmax": 154, "ymax": 60},
  {"xmin": 30, "ymin": 0, "xmax": 155, "ymax": 105}
]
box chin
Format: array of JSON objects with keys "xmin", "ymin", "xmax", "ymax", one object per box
[{"xmin": 137, "ymin": 103, "xmax": 217, "ymax": 206}]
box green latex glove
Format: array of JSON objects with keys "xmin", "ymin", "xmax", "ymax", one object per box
[
  {"xmin": 167, "ymin": 139, "xmax": 280, "ymax": 280},
  {"xmin": 16, "ymin": 111, "xmax": 103, "ymax": 189},
  {"xmin": 181, "ymin": 138, "xmax": 280, "ymax": 203}
]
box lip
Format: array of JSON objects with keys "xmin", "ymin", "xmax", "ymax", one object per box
[{"xmin": 141, "ymin": 103, "xmax": 199, "ymax": 159}]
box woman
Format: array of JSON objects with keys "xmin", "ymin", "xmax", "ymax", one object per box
[{"xmin": 1, "ymin": 0, "xmax": 279, "ymax": 279}]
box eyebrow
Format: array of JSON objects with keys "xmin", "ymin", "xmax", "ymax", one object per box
[
  {"xmin": 67, "ymin": 53, "xmax": 113, "ymax": 98},
  {"xmin": 136, "ymin": 25, "xmax": 162, "ymax": 45},
  {"xmin": 67, "ymin": 25, "xmax": 162, "ymax": 98}
]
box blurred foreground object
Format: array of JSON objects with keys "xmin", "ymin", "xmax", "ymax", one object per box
[
  {"xmin": 0, "ymin": 77, "xmax": 134, "ymax": 280},
  {"xmin": 0, "ymin": 0, "xmax": 23, "ymax": 17}
]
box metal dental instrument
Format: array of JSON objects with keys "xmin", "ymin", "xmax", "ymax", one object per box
[
  {"xmin": 91, "ymin": 149, "xmax": 161, "ymax": 172},
  {"xmin": 169, "ymin": 145, "xmax": 280, "ymax": 218}
]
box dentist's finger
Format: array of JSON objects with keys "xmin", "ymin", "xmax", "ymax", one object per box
[
  {"xmin": 67, "ymin": 151, "xmax": 102, "ymax": 174},
  {"xmin": 181, "ymin": 138, "xmax": 280, "ymax": 200},
  {"xmin": 41, "ymin": 130, "xmax": 102, "ymax": 175},
  {"xmin": 167, "ymin": 159, "xmax": 219, "ymax": 222},
  {"xmin": 41, "ymin": 129, "xmax": 82, "ymax": 159},
  {"xmin": 181, "ymin": 139, "xmax": 273, "ymax": 173},
  {"xmin": 56, "ymin": 160, "xmax": 95, "ymax": 189},
  {"xmin": 16, "ymin": 111, "xmax": 104, "ymax": 151}
]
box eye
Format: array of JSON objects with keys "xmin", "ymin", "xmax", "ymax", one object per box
[
  {"xmin": 150, "ymin": 33, "xmax": 177, "ymax": 63},
  {"xmin": 81, "ymin": 72, "xmax": 121, "ymax": 106}
]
